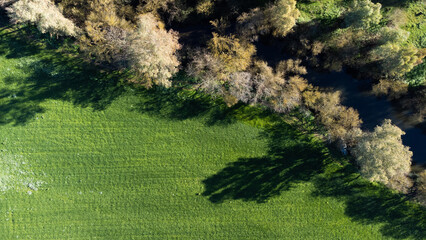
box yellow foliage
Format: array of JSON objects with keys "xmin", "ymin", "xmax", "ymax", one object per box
[{"xmin": 208, "ymin": 33, "xmax": 256, "ymax": 74}]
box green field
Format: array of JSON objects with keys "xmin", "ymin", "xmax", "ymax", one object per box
[{"xmin": 0, "ymin": 27, "xmax": 424, "ymax": 239}]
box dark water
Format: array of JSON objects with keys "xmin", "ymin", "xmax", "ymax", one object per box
[
  {"xmin": 306, "ymin": 70, "xmax": 426, "ymax": 165},
  {"xmin": 176, "ymin": 25, "xmax": 426, "ymax": 166},
  {"xmin": 255, "ymin": 40, "xmax": 426, "ymax": 166}
]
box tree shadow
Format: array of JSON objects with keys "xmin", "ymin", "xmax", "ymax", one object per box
[
  {"xmin": 0, "ymin": 25, "xmax": 45, "ymax": 58},
  {"xmin": 312, "ymin": 162, "xmax": 426, "ymax": 239},
  {"xmin": 202, "ymin": 122, "xmax": 328, "ymax": 203},
  {"xmin": 0, "ymin": 38, "xmax": 125, "ymax": 126},
  {"xmin": 203, "ymin": 121, "xmax": 425, "ymax": 239},
  {"xmin": 131, "ymin": 86, "xmax": 241, "ymax": 126}
]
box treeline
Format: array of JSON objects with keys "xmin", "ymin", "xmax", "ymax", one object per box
[
  {"xmin": 290, "ymin": 0, "xmax": 425, "ymax": 124},
  {"xmin": 1, "ymin": 0, "xmax": 425, "ymax": 204}
]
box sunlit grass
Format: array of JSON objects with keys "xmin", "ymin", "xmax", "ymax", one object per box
[{"xmin": 0, "ymin": 25, "xmax": 424, "ymax": 239}]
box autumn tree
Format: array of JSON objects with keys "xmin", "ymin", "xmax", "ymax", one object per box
[
  {"xmin": 265, "ymin": 0, "xmax": 299, "ymax": 37},
  {"xmin": 252, "ymin": 59, "xmax": 308, "ymax": 113},
  {"xmin": 372, "ymin": 79, "xmax": 408, "ymax": 100},
  {"xmin": 344, "ymin": 0, "xmax": 382, "ymax": 29},
  {"xmin": 125, "ymin": 13, "xmax": 181, "ymax": 88},
  {"xmin": 78, "ymin": 0, "xmax": 133, "ymax": 67},
  {"xmin": 196, "ymin": 0, "xmax": 215, "ymax": 16},
  {"xmin": 237, "ymin": 0, "xmax": 299, "ymax": 40},
  {"xmin": 371, "ymin": 43, "xmax": 424, "ymax": 78},
  {"xmin": 0, "ymin": 0, "xmax": 18, "ymax": 7},
  {"xmin": 303, "ymin": 88, "xmax": 362, "ymax": 141},
  {"xmin": 352, "ymin": 119, "xmax": 413, "ymax": 193},
  {"xmin": 6, "ymin": 0, "xmax": 79, "ymax": 37},
  {"xmin": 187, "ymin": 33, "xmax": 256, "ymax": 105},
  {"xmin": 54, "ymin": 0, "xmax": 91, "ymax": 26}
]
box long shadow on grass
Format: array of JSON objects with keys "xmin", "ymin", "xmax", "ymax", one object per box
[
  {"xmin": 0, "ymin": 23, "xmax": 45, "ymax": 58},
  {"xmin": 0, "ymin": 34, "xmax": 124, "ymax": 125},
  {"xmin": 132, "ymin": 86, "xmax": 241, "ymax": 126},
  {"xmin": 203, "ymin": 122, "xmax": 425, "ymax": 239},
  {"xmin": 202, "ymin": 122, "xmax": 328, "ymax": 203},
  {"xmin": 312, "ymin": 163, "xmax": 426, "ymax": 239}
]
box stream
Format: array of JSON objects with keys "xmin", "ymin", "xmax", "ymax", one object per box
[
  {"xmin": 255, "ymin": 40, "xmax": 426, "ymax": 166},
  {"xmin": 305, "ymin": 70, "xmax": 426, "ymax": 166},
  {"xmin": 177, "ymin": 25, "xmax": 426, "ymax": 166}
]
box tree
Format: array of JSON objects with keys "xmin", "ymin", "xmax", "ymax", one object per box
[
  {"xmin": 208, "ymin": 33, "xmax": 256, "ymax": 74},
  {"xmin": 377, "ymin": 27, "xmax": 410, "ymax": 45},
  {"xmin": 187, "ymin": 49, "xmax": 226, "ymax": 96},
  {"xmin": 352, "ymin": 119, "xmax": 413, "ymax": 192},
  {"xmin": 0, "ymin": 0, "xmax": 18, "ymax": 7},
  {"xmin": 126, "ymin": 13, "xmax": 181, "ymax": 88},
  {"xmin": 78, "ymin": 0, "xmax": 133, "ymax": 67},
  {"xmin": 54, "ymin": 0, "xmax": 91, "ymax": 26},
  {"xmin": 196, "ymin": 0, "xmax": 215, "ymax": 15},
  {"xmin": 344, "ymin": 0, "xmax": 382, "ymax": 29},
  {"xmin": 252, "ymin": 59, "xmax": 308, "ymax": 113},
  {"xmin": 371, "ymin": 43, "xmax": 423, "ymax": 78},
  {"xmin": 303, "ymin": 88, "xmax": 362, "ymax": 141},
  {"xmin": 187, "ymin": 33, "xmax": 256, "ymax": 105},
  {"xmin": 6, "ymin": 0, "xmax": 79, "ymax": 37},
  {"xmin": 372, "ymin": 79, "xmax": 408, "ymax": 100},
  {"xmin": 228, "ymin": 71, "xmax": 254, "ymax": 104},
  {"xmin": 265, "ymin": 0, "xmax": 299, "ymax": 37},
  {"xmin": 237, "ymin": 0, "xmax": 299, "ymax": 39}
]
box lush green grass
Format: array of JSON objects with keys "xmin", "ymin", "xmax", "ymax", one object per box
[{"xmin": 0, "ymin": 26, "xmax": 425, "ymax": 239}]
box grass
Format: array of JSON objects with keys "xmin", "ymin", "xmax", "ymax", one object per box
[{"xmin": 0, "ymin": 24, "xmax": 425, "ymax": 239}]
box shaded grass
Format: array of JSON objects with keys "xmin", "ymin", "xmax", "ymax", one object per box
[
  {"xmin": 0, "ymin": 24, "xmax": 424, "ymax": 239},
  {"xmin": 0, "ymin": 28, "xmax": 124, "ymax": 126},
  {"xmin": 202, "ymin": 122, "xmax": 328, "ymax": 203}
]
